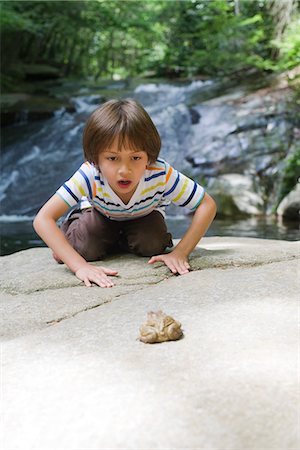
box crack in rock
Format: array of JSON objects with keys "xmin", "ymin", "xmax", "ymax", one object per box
[
  {"xmin": 43, "ymin": 280, "xmax": 164, "ymax": 326},
  {"xmin": 45, "ymin": 298, "xmax": 115, "ymax": 325}
]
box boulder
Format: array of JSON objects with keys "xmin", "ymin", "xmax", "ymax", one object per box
[
  {"xmin": 208, "ymin": 174, "xmax": 264, "ymax": 216},
  {"xmin": 185, "ymin": 78, "xmax": 299, "ymax": 216},
  {"xmin": 1, "ymin": 94, "xmax": 76, "ymax": 127},
  {"xmin": 22, "ymin": 63, "xmax": 62, "ymax": 81},
  {"xmin": 277, "ymin": 183, "xmax": 300, "ymax": 220},
  {"xmin": 1, "ymin": 237, "xmax": 299, "ymax": 450}
]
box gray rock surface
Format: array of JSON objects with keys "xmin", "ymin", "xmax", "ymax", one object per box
[
  {"xmin": 185, "ymin": 78, "xmax": 300, "ymax": 216},
  {"xmin": 277, "ymin": 182, "xmax": 300, "ymax": 220},
  {"xmin": 208, "ymin": 174, "xmax": 264, "ymax": 216},
  {"xmin": 1, "ymin": 237, "xmax": 299, "ymax": 450}
]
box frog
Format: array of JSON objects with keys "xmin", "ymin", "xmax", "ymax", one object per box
[{"xmin": 139, "ymin": 310, "xmax": 183, "ymax": 344}]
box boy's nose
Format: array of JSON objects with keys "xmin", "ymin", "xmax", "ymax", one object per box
[{"xmin": 119, "ymin": 163, "xmax": 131, "ymax": 176}]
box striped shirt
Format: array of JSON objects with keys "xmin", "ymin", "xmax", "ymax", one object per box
[{"xmin": 56, "ymin": 158, "xmax": 205, "ymax": 221}]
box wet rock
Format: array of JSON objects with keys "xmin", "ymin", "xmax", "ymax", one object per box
[
  {"xmin": 2, "ymin": 72, "xmax": 299, "ymax": 220},
  {"xmin": 277, "ymin": 183, "xmax": 300, "ymax": 220},
  {"xmin": 208, "ymin": 174, "xmax": 264, "ymax": 216},
  {"xmin": 188, "ymin": 107, "xmax": 201, "ymax": 124},
  {"xmin": 186, "ymin": 78, "xmax": 299, "ymax": 216},
  {"xmin": 1, "ymin": 94, "xmax": 76, "ymax": 127},
  {"xmin": 22, "ymin": 64, "xmax": 62, "ymax": 81}
]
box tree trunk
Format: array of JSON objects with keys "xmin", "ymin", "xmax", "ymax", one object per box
[
  {"xmin": 269, "ymin": 0, "xmax": 297, "ymax": 59},
  {"xmin": 234, "ymin": 0, "xmax": 240, "ymax": 16}
]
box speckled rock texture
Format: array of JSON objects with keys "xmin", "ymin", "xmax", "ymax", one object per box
[{"xmin": 1, "ymin": 237, "xmax": 299, "ymax": 450}]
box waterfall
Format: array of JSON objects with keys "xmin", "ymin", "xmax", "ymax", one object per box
[
  {"xmin": 0, "ymin": 80, "xmax": 212, "ymax": 218},
  {"xmin": 2, "ymin": 78, "xmax": 298, "ymax": 255}
]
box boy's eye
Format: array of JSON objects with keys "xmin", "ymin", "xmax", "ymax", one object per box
[
  {"xmin": 107, "ymin": 156, "xmax": 117, "ymax": 161},
  {"xmin": 132, "ymin": 156, "xmax": 141, "ymax": 161}
]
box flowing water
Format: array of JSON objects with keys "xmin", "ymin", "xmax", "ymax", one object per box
[{"xmin": 1, "ymin": 80, "xmax": 298, "ymax": 255}]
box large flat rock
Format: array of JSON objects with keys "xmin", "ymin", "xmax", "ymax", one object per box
[{"xmin": 1, "ymin": 237, "xmax": 299, "ymax": 449}]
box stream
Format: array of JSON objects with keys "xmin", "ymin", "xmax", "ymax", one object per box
[{"xmin": 1, "ymin": 79, "xmax": 298, "ymax": 255}]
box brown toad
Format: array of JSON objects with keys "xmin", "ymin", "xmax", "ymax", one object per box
[{"xmin": 139, "ymin": 310, "xmax": 183, "ymax": 344}]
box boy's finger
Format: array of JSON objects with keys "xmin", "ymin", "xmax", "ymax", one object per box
[
  {"xmin": 167, "ymin": 262, "xmax": 177, "ymax": 274},
  {"xmin": 99, "ymin": 280, "xmax": 114, "ymax": 288},
  {"xmin": 102, "ymin": 268, "xmax": 118, "ymax": 275},
  {"xmin": 102, "ymin": 276, "xmax": 114, "ymax": 287},
  {"xmin": 179, "ymin": 261, "xmax": 189, "ymax": 273},
  {"xmin": 148, "ymin": 256, "xmax": 161, "ymax": 264},
  {"xmin": 90, "ymin": 275, "xmax": 113, "ymax": 288},
  {"xmin": 84, "ymin": 278, "xmax": 92, "ymax": 287},
  {"xmin": 95, "ymin": 273, "xmax": 114, "ymax": 287},
  {"xmin": 97, "ymin": 266, "xmax": 118, "ymax": 275}
]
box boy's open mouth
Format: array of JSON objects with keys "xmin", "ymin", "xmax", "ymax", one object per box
[{"xmin": 117, "ymin": 180, "xmax": 132, "ymax": 188}]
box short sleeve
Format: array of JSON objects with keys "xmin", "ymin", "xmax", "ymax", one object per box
[
  {"xmin": 56, "ymin": 162, "xmax": 95, "ymax": 207},
  {"xmin": 163, "ymin": 161, "xmax": 205, "ymax": 210}
]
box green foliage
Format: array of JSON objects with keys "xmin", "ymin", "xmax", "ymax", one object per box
[
  {"xmin": 0, "ymin": 1, "xmax": 36, "ymax": 32},
  {"xmin": 273, "ymin": 15, "xmax": 300, "ymax": 70},
  {"xmin": 277, "ymin": 147, "xmax": 300, "ymax": 206},
  {"xmin": 1, "ymin": 0, "xmax": 299, "ymax": 88}
]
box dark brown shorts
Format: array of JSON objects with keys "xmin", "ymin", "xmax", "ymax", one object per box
[{"xmin": 60, "ymin": 208, "xmax": 173, "ymax": 261}]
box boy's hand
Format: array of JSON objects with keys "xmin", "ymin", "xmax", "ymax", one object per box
[
  {"xmin": 148, "ymin": 250, "xmax": 190, "ymax": 275},
  {"xmin": 75, "ymin": 263, "xmax": 118, "ymax": 288}
]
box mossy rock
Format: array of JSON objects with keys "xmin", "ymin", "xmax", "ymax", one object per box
[
  {"xmin": 22, "ymin": 64, "xmax": 62, "ymax": 81},
  {"xmin": 1, "ymin": 94, "xmax": 76, "ymax": 127}
]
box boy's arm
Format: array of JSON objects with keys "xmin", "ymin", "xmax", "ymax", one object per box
[
  {"xmin": 148, "ymin": 193, "xmax": 217, "ymax": 275},
  {"xmin": 33, "ymin": 195, "xmax": 118, "ymax": 287}
]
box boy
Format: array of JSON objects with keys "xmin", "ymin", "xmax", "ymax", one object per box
[{"xmin": 33, "ymin": 99, "xmax": 217, "ymax": 288}]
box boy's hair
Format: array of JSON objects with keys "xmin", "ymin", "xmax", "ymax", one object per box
[{"xmin": 83, "ymin": 99, "xmax": 161, "ymax": 164}]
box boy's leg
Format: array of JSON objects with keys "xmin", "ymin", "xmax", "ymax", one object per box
[
  {"xmin": 59, "ymin": 208, "xmax": 120, "ymax": 261},
  {"xmin": 121, "ymin": 210, "xmax": 173, "ymax": 257}
]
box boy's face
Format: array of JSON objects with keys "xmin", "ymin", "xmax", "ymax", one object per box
[{"xmin": 98, "ymin": 139, "xmax": 149, "ymax": 201}]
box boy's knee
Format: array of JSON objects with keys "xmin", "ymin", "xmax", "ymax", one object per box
[
  {"xmin": 61, "ymin": 209, "xmax": 117, "ymax": 261},
  {"xmin": 68, "ymin": 231, "xmax": 106, "ymax": 262},
  {"xmin": 63, "ymin": 221, "xmax": 106, "ymax": 261},
  {"xmin": 77, "ymin": 247, "xmax": 106, "ymax": 262},
  {"xmin": 128, "ymin": 237, "xmax": 169, "ymax": 257}
]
